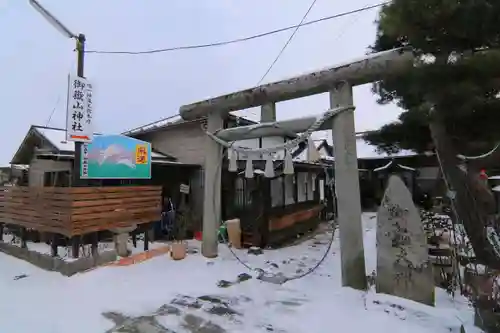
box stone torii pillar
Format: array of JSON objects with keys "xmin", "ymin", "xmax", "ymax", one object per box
[
  {"xmin": 201, "ymin": 111, "xmax": 223, "ymax": 258},
  {"xmin": 330, "ymin": 82, "xmax": 366, "ymax": 289},
  {"xmin": 179, "ymin": 47, "xmax": 414, "ymax": 289}
]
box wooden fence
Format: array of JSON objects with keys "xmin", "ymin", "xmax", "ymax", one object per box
[{"xmin": 0, "ymin": 186, "xmax": 162, "ymax": 237}]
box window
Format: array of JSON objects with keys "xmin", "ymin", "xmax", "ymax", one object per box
[
  {"xmin": 319, "ymin": 179, "xmax": 325, "ymax": 201},
  {"xmin": 284, "ymin": 175, "xmax": 295, "ymax": 205},
  {"xmin": 234, "ymin": 177, "xmax": 252, "ymax": 208},
  {"xmin": 307, "ymin": 173, "xmax": 315, "ymax": 200},
  {"xmin": 44, "ymin": 171, "xmax": 70, "ymax": 187},
  {"xmin": 44, "ymin": 172, "xmax": 55, "ymax": 186},
  {"xmin": 271, "ymin": 177, "xmax": 284, "ymax": 207},
  {"xmin": 297, "ymin": 172, "xmax": 307, "ymax": 202}
]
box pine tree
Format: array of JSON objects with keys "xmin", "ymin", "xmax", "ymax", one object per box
[{"xmin": 366, "ymin": 0, "xmax": 500, "ymax": 268}]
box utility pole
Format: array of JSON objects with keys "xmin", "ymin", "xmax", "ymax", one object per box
[
  {"xmin": 29, "ymin": 0, "xmax": 91, "ymax": 258},
  {"xmin": 28, "ymin": 0, "xmax": 87, "ymax": 187},
  {"xmin": 73, "ymin": 33, "xmax": 86, "ymax": 186}
]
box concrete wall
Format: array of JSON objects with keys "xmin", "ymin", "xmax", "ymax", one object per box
[
  {"xmin": 0, "ymin": 241, "xmax": 117, "ymax": 276},
  {"xmin": 136, "ymin": 121, "xmax": 208, "ymax": 224},
  {"xmin": 29, "ymin": 158, "xmax": 72, "ymax": 186},
  {"xmin": 141, "ymin": 122, "xmax": 208, "ymax": 165},
  {"xmin": 133, "ymin": 118, "xmax": 241, "ymax": 229},
  {"xmin": 0, "ymin": 170, "xmax": 9, "ymax": 184}
]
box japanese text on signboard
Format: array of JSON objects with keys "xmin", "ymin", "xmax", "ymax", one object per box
[
  {"xmin": 135, "ymin": 145, "xmax": 148, "ymax": 165},
  {"xmin": 81, "ymin": 143, "xmax": 89, "ymax": 178},
  {"xmin": 86, "ymin": 83, "xmax": 93, "ymax": 125},
  {"xmin": 66, "ymin": 74, "xmax": 94, "ymax": 142}
]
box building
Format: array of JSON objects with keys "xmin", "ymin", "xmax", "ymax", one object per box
[
  {"xmin": 312, "ymin": 133, "xmax": 442, "ymax": 208},
  {"xmin": 7, "ymin": 120, "xmax": 443, "ymax": 246},
  {"xmin": 124, "ymin": 115, "xmax": 324, "ymax": 247},
  {"xmin": 0, "ymin": 167, "xmax": 10, "ymax": 185},
  {"xmin": 123, "ymin": 114, "xmax": 258, "ymax": 227},
  {"xmin": 9, "ymin": 125, "xmax": 201, "ymax": 236}
]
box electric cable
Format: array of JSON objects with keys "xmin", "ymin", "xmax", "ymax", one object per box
[
  {"xmin": 256, "ymin": 0, "xmax": 318, "ymax": 85},
  {"xmin": 115, "ymin": 1, "xmax": 384, "ymax": 125},
  {"xmin": 85, "ymin": 2, "xmax": 390, "ymax": 56}
]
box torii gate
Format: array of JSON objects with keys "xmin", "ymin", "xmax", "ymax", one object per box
[{"xmin": 179, "ymin": 47, "xmax": 414, "ymax": 289}]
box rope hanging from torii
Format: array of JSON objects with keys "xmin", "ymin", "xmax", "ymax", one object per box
[{"xmin": 204, "ymin": 105, "xmax": 355, "ymax": 178}]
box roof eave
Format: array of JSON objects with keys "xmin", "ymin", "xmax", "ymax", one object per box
[{"xmin": 10, "ymin": 126, "xmax": 59, "ymax": 165}]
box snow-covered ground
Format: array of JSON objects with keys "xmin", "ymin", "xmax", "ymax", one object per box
[{"xmin": 0, "ymin": 213, "xmax": 481, "ymax": 333}]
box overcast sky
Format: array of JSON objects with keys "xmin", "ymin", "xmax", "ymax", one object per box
[{"xmin": 0, "ymin": 0, "xmax": 403, "ymax": 165}]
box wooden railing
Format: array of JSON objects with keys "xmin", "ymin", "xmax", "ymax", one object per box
[{"xmin": 0, "ymin": 186, "xmax": 161, "ymax": 237}]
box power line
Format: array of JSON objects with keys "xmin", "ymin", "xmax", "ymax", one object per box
[
  {"xmin": 119, "ymin": 1, "xmax": 388, "ymax": 131},
  {"xmin": 248, "ymin": 0, "xmax": 363, "ymax": 119},
  {"xmin": 44, "ymin": 58, "xmax": 75, "ymax": 127},
  {"xmin": 257, "ymin": 0, "xmax": 318, "ymax": 86},
  {"xmin": 85, "ymin": 2, "xmax": 390, "ymax": 56},
  {"xmin": 45, "ymin": 94, "xmax": 61, "ymax": 127},
  {"xmin": 243, "ymin": 0, "xmax": 318, "ymax": 119}
]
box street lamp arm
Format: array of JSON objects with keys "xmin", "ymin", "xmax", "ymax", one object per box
[{"xmin": 28, "ymin": 0, "xmax": 75, "ymax": 39}]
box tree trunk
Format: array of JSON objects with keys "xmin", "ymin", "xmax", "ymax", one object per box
[{"xmin": 429, "ymin": 117, "xmax": 500, "ymax": 269}]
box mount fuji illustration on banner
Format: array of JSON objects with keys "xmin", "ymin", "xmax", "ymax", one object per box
[{"xmin": 80, "ymin": 135, "xmax": 151, "ymax": 179}]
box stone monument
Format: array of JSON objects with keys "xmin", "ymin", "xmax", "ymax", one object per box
[
  {"xmin": 111, "ymin": 225, "xmax": 137, "ymax": 257},
  {"xmin": 376, "ymin": 175, "xmax": 434, "ymax": 306}
]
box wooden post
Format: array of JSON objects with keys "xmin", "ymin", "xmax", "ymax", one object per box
[
  {"xmin": 131, "ymin": 230, "xmax": 137, "ymax": 248},
  {"xmin": 251, "ymin": 178, "xmax": 262, "ymax": 247},
  {"xmin": 90, "ymin": 232, "xmax": 98, "ymax": 256},
  {"xmin": 202, "ymin": 110, "xmax": 224, "ymax": 257},
  {"xmin": 73, "ymin": 34, "xmax": 86, "ymax": 188},
  {"xmin": 0, "ymin": 223, "xmax": 3, "ymax": 242},
  {"xmin": 50, "ymin": 233, "xmax": 58, "ymax": 257},
  {"xmin": 71, "ymin": 236, "xmax": 80, "ymax": 258},
  {"xmin": 261, "ymin": 178, "xmax": 271, "ymax": 247},
  {"xmin": 330, "ymin": 82, "xmax": 367, "ymax": 290},
  {"xmin": 144, "ymin": 225, "xmax": 150, "ymax": 251},
  {"xmin": 20, "ymin": 227, "xmax": 27, "ymax": 249}
]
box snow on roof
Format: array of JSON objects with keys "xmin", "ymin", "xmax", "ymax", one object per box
[
  {"xmin": 293, "ymin": 146, "xmax": 308, "ymax": 162},
  {"xmin": 317, "ymin": 137, "xmax": 415, "ymax": 161},
  {"xmin": 398, "ymin": 164, "xmax": 416, "ymax": 171},
  {"xmin": 35, "ymin": 126, "xmax": 78, "ymax": 152},
  {"xmin": 317, "ymin": 145, "xmax": 334, "ymax": 161},
  {"xmin": 355, "ymin": 137, "xmax": 415, "ymax": 159},
  {"xmin": 11, "ymin": 164, "xmax": 29, "ymax": 170},
  {"xmin": 293, "ymin": 137, "xmax": 415, "ymax": 163},
  {"xmin": 124, "ymin": 114, "xmax": 258, "ymax": 136},
  {"xmin": 489, "ymin": 175, "xmax": 500, "ymax": 180},
  {"xmin": 122, "ymin": 115, "xmax": 184, "ymax": 135},
  {"xmin": 34, "ymin": 127, "xmax": 166, "ymax": 159},
  {"xmin": 373, "ymin": 160, "xmax": 416, "ymax": 172},
  {"xmin": 373, "ymin": 160, "xmax": 393, "ymax": 172},
  {"xmin": 492, "ymin": 185, "xmax": 500, "ymax": 192}
]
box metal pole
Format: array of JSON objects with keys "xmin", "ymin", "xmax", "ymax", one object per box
[{"xmin": 73, "ymin": 33, "xmax": 85, "ymax": 187}]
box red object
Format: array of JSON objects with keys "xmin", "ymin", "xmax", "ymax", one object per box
[
  {"xmin": 194, "ymin": 231, "xmax": 202, "ymax": 241},
  {"xmin": 479, "ymin": 169, "xmax": 488, "ymax": 180}
]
